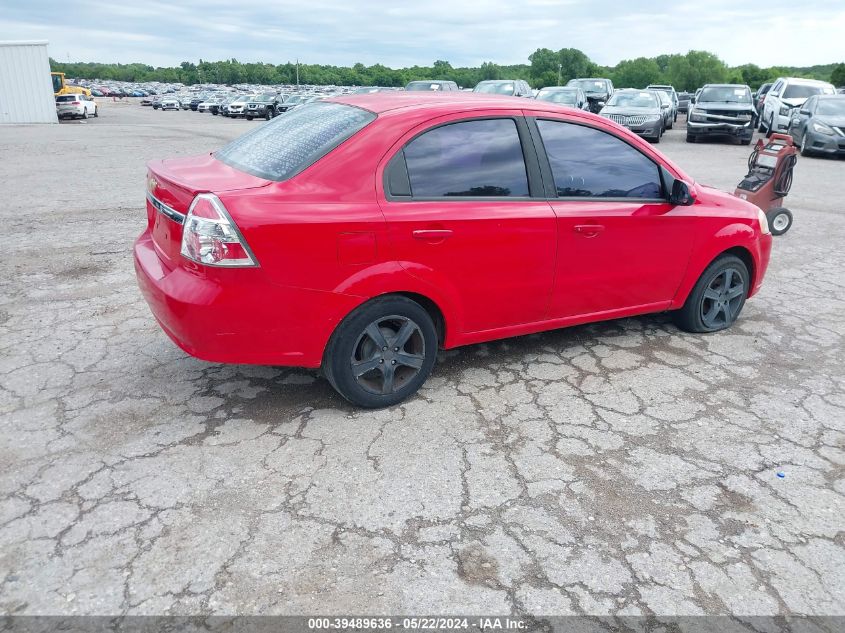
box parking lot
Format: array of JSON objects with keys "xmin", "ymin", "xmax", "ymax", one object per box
[{"xmin": 1, "ymin": 100, "xmax": 843, "ymax": 619}]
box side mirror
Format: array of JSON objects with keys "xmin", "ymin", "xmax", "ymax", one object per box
[
  {"xmin": 799, "ymin": 108, "xmax": 811, "ymax": 115},
  {"xmin": 690, "ymin": 96, "xmax": 696, "ymax": 104},
  {"xmin": 670, "ymin": 180, "xmax": 695, "ymax": 206}
]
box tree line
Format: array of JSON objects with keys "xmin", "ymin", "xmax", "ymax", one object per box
[{"xmin": 50, "ymin": 49, "xmax": 845, "ymax": 92}]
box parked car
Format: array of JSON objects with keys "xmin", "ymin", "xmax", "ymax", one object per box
[
  {"xmin": 225, "ymin": 94, "xmax": 252, "ymax": 117},
  {"xmin": 535, "ymin": 86, "xmax": 589, "ymax": 109},
  {"xmin": 565, "ymin": 78, "xmax": 614, "ymax": 113},
  {"xmin": 136, "ymin": 93, "xmax": 772, "ymax": 407},
  {"xmin": 760, "ymin": 77, "xmax": 836, "ymax": 136},
  {"xmin": 405, "ymin": 80, "xmax": 460, "ymax": 92},
  {"xmin": 787, "ymin": 94, "xmax": 845, "ymax": 157},
  {"xmin": 686, "ymin": 84, "xmax": 756, "ymax": 145},
  {"xmin": 56, "ymin": 94, "xmax": 98, "ymax": 119},
  {"xmin": 245, "ymin": 94, "xmax": 282, "ymax": 120},
  {"xmin": 652, "ymin": 90, "xmax": 675, "ymax": 130},
  {"xmin": 160, "ymin": 98, "xmax": 181, "ymax": 111},
  {"xmin": 755, "ymin": 82, "xmax": 773, "ymax": 115},
  {"xmin": 599, "ymin": 89, "xmax": 664, "ymax": 142},
  {"xmin": 140, "ymin": 97, "xmax": 153, "ymax": 106},
  {"xmin": 189, "ymin": 95, "xmax": 207, "ymax": 111},
  {"xmin": 472, "ymin": 80, "xmax": 533, "ymax": 97},
  {"xmin": 276, "ymin": 94, "xmax": 307, "ymax": 113},
  {"xmin": 677, "ymin": 92, "xmax": 692, "ymax": 113},
  {"xmin": 151, "ymin": 96, "xmax": 163, "ymax": 110},
  {"xmin": 646, "ymin": 85, "xmax": 679, "ymax": 122}
]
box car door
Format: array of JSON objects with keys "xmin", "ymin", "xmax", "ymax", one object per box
[
  {"xmin": 378, "ymin": 114, "xmax": 557, "ymax": 333},
  {"xmin": 529, "ymin": 116, "xmax": 697, "ymax": 318}
]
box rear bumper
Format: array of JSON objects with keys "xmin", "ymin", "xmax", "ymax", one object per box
[{"xmin": 133, "ymin": 231, "xmax": 360, "ymax": 367}]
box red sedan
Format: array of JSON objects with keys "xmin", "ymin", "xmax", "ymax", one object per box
[{"xmin": 135, "ymin": 93, "xmax": 772, "ymax": 407}]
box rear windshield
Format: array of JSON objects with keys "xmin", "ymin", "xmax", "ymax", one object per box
[
  {"xmin": 783, "ymin": 84, "xmax": 832, "ymax": 100},
  {"xmin": 215, "ymin": 102, "xmax": 376, "ymax": 181},
  {"xmin": 56, "ymin": 95, "xmax": 77, "ymax": 102}
]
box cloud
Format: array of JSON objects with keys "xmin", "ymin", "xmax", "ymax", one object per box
[{"xmin": 1, "ymin": 0, "xmax": 843, "ymax": 69}]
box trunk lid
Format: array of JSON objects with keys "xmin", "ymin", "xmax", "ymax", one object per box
[{"xmin": 147, "ymin": 154, "xmax": 269, "ymax": 265}]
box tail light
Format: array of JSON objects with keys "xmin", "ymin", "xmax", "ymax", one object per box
[
  {"xmin": 180, "ymin": 194, "xmax": 258, "ymax": 267},
  {"xmin": 71, "ymin": 101, "xmax": 81, "ymax": 105}
]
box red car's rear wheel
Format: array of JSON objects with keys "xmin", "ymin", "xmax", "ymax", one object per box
[{"xmin": 324, "ymin": 296, "xmax": 437, "ymax": 408}]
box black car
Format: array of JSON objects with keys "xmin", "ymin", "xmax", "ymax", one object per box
[
  {"xmin": 755, "ymin": 82, "xmax": 773, "ymax": 116},
  {"xmin": 565, "ymin": 78, "xmax": 614, "ymax": 113},
  {"xmin": 245, "ymin": 94, "xmax": 282, "ymax": 120},
  {"xmin": 686, "ymin": 84, "xmax": 756, "ymax": 144},
  {"xmin": 189, "ymin": 95, "xmax": 207, "ymax": 111},
  {"xmin": 788, "ymin": 94, "xmax": 845, "ymax": 157}
]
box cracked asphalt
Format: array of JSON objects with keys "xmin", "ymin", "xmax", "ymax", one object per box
[{"xmin": 1, "ymin": 101, "xmax": 843, "ymax": 619}]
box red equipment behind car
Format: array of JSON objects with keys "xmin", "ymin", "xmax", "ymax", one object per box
[{"xmin": 734, "ymin": 133, "xmax": 798, "ymax": 235}]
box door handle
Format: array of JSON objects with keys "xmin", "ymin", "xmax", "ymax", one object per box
[
  {"xmin": 574, "ymin": 224, "xmax": 605, "ymax": 237},
  {"xmin": 412, "ymin": 229, "xmax": 453, "ymax": 241}
]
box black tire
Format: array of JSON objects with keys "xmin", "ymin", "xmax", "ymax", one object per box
[
  {"xmin": 667, "ymin": 117, "xmax": 673, "ymax": 130},
  {"xmin": 323, "ymin": 296, "xmax": 438, "ymax": 408},
  {"xmin": 246, "ymin": 116, "xmax": 253, "ymax": 121},
  {"xmin": 674, "ymin": 255, "xmax": 749, "ymax": 333},
  {"xmin": 266, "ymin": 108, "xmax": 273, "ymax": 120},
  {"xmin": 81, "ymin": 109, "xmax": 88, "ymax": 120},
  {"xmin": 758, "ymin": 112, "xmax": 767, "ymax": 133},
  {"xmin": 799, "ymin": 130, "xmax": 812, "ymax": 157},
  {"xmin": 686, "ymin": 133, "xmax": 695, "ymax": 143},
  {"xmin": 767, "ymin": 208, "xmax": 793, "ymax": 235},
  {"xmin": 740, "ymin": 134, "xmax": 752, "ymax": 145},
  {"xmin": 93, "ymin": 107, "xmax": 98, "ymax": 118},
  {"xmin": 765, "ymin": 114, "xmax": 774, "ymax": 138}
]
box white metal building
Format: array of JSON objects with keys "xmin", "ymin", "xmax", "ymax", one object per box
[{"xmin": 0, "ymin": 40, "xmax": 57, "ymax": 124}]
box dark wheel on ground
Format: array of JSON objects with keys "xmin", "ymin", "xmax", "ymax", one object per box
[
  {"xmin": 765, "ymin": 113, "xmax": 774, "ymax": 138},
  {"xmin": 93, "ymin": 106, "xmax": 98, "ymax": 118},
  {"xmin": 81, "ymin": 109, "xmax": 88, "ymax": 120},
  {"xmin": 686, "ymin": 133, "xmax": 695, "ymax": 143},
  {"xmin": 674, "ymin": 254, "xmax": 749, "ymax": 333},
  {"xmin": 667, "ymin": 116, "xmax": 673, "ymax": 130},
  {"xmin": 324, "ymin": 296, "xmax": 438, "ymax": 408},
  {"xmin": 758, "ymin": 112, "xmax": 767, "ymax": 132},
  {"xmin": 266, "ymin": 108, "xmax": 273, "ymax": 120},
  {"xmin": 245, "ymin": 116, "xmax": 253, "ymax": 121},
  {"xmin": 799, "ymin": 130, "xmax": 812, "ymax": 157},
  {"xmin": 767, "ymin": 208, "xmax": 793, "ymax": 235}
]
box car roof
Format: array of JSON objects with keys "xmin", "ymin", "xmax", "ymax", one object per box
[
  {"xmin": 329, "ymin": 92, "xmax": 538, "ymax": 114},
  {"xmin": 818, "ymin": 94, "xmax": 845, "ymax": 100},
  {"xmin": 782, "ymin": 77, "xmax": 832, "ymax": 85}
]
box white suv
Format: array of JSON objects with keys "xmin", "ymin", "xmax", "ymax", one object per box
[
  {"xmin": 761, "ymin": 77, "xmax": 835, "ymax": 136},
  {"xmin": 56, "ymin": 94, "xmax": 98, "ymax": 120}
]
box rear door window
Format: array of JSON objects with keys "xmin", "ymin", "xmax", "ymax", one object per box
[
  {"xmin": 402, "ymin": 118, "xmax": 530, "ymax": 198},
  {"xmin": 536, "ymin": 119, "xmax": 663, "ymax": 199},
  {"xmin": 215, "ymin": 102, "xmax": 375, "ymax": 181}
]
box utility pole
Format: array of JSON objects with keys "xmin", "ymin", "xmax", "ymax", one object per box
[
  {"xmin": 296, "ymin": 59, "xmax": 299, "ymax": 90},
  {"xmin": 557, "ymin": 63, "xmax": 562, "ymax": 85}
]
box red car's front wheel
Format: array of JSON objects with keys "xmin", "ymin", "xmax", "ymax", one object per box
[{"xmin": 324, "ymin": 296, "xmax": 438, "ymax": 408}]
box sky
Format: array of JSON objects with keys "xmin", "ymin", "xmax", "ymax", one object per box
[{"xmin": 2, "ymin": 0, "xmax": 844, "ymax": 69}]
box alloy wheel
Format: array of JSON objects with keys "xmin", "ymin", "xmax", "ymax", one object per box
[
  {"xmin": 350, "ymin": 315, "xmax": 425, "ymax": 395},
  {"xmin": 700, "ymin": 268, "xmax": 745, "ymax": 329}
]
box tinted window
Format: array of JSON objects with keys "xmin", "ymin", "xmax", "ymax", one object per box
[
  {"xmin": 783, "ymin": 83, "xmax": 833, "ymax": 100},
  {"xmin": 404, "ymin": 119, "xmax": 529, "ymax": 198},
  {"xmin": 215, "ymin": 102, "xmax": 375, "ymax": 181},
  {"xmin": 537, "ymin": 120, "xmax": 663, "ymax": 199},
  {"xmin": 699, "ymin": 86, "xmax": 752, "ymax": 103}
]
